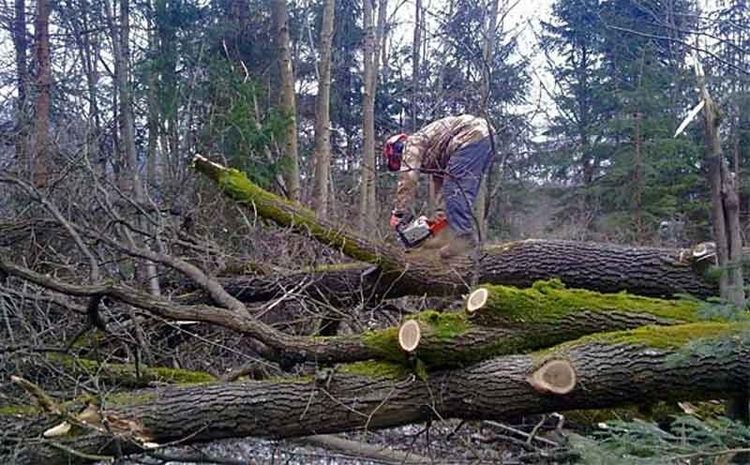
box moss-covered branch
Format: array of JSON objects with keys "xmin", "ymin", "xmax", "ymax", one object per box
[
  {"xmin": 6, "ymin": 323, "xmax": 749, "ymax": 465},
  {"xmin": 192, "ymin": 156, "xmax": 718, "ymax": 301},
  {"xmin": 45, "ymin": 355, "xmax": 217, "ymax": 388},
  {"xmin": 192, "ymin": 154, "xmax": 404, "ymax": 269}
]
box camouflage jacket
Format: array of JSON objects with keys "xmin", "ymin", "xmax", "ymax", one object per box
[{"xmin": 394, "ymin": 114, "xmax": 492, "ymax": 212}]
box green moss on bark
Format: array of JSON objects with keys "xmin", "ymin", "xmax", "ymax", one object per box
[
  {"xmin": 338, "ymin": 361, "xmax": 410, "ymax": 379},
  {"xmin": 211, "ymin": 166, "xmax": 397, "ymax": 267},
  {"xmin": 471, "ymin": 279, "xmax": 705, "ymax": 327},
  {"xmin": 104, "ymin": 391, "xmax": 159, "ymax": 406},
  {"xmin": 359, "ymin": 281, "xmax": 737, "ymax": 372},
  {"xmin": 414, "ymin": 310, "xmax": 469, "ymax": 338},
  {"xmin": 580, "ymin": 321, "xmax": 739, "ymax": 349},
  {"xmin": 533, "ymin": 322, "xmax": 746, "ymax": 364},
  {"xmin": 361, "ymin": 311, "xmax": 471, "ymax": 362},
  {"xmin": 48, "ymin": 355, "xmax": 216, "ymax": 387},
  {"xmin": 0, "ymin": 405, "xmax": 39, "ymax": 415}
]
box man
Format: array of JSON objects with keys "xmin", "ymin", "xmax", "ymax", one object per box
[{"xmin": 383, "ymin": 114, "xmax": 494, "ymax": 258}]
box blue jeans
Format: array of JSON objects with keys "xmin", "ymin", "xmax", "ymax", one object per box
[{"xmin": 441, "ymin": 136, "xmax": 493, "ymax": 237}]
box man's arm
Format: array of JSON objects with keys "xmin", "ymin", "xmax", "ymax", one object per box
[{"xmin": 394, "ymin": 169, "xmax": 419, "ymax": 213}]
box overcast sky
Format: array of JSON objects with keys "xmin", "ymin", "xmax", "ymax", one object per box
[{"xmin": 387, "ymin": 0, "xmax": 557, "ymax": 131}]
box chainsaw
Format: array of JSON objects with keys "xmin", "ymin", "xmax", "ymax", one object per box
[{"xmin": 395, "ymin": 214, "xmax": 448, "ymax": 249}]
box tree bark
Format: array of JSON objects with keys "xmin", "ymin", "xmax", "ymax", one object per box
[
  {"xmin": 474, "ymin": 0, "xmax": 499, "ymax": 240},
  {"xmin": 105, "ymin": 0, "xmax": 161, "ymax": 297},
  {"xmin": 30, "ymin": 0, "xmax": 51, "ymax": 189},
  {"xmin": 697, "ymin": 57, "xmax": 748, "ymax": 422},
  {"xmin": 67, "ymin": 0, "xmax": 104, "ymax": 176},
  {"xmin": 192, "ymin": 155, "xmax": 719, "ymax": 302},
  {"xmin": 273, "ymin": 0, "xmax": 301, "ymax": 202},
  {"xmin": 358, "ymin": 0, "xmax": 387, "ymax": 233},
  {"xmin": 7, "ymin": 323, "xmax": 749, "ymax": 465},
  {"xmin": 359, "ymin": 0, "xmax": 377, "ymax": 233},
  {"xmin": 312, "ymin": 0, "xmax": 336, "ymax": 219},
  {"xmin": 13, "ymin": 0, "xmax": 28, "ymax": 171},
  {"xmin": 411, "ymin": 0, "xmax": 421, "ymax": 131}
]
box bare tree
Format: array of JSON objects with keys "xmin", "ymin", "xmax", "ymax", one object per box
[
  {"xmin": 312, "ymin": 0, "xmax": 336, "ymax": 219},
  {"xmin": 12, "ymin": 0, "xmax": 28, "ymax": 168},
  {"xmin": 697, "ymin": 63, "xmax": 748, "ymax": 421},
  {"xmin": 475, "ymin": 0, "xmax": 500, "ymax": 239},
  {"xmin": 104, "ymin": 0, "xmax": 161, "ymax": 297},
  {"xmin": 30, "ymin": 0, "xmax": 50, "ymax": 188}
]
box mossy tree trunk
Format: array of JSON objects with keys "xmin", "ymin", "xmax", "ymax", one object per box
[
  {"xmin": 7, "ymin": 323, "xmax": 749, "ymax": 465},
  {"xmin": 192, "ymin": 156, "xmax": 719, "ymax": 303}
]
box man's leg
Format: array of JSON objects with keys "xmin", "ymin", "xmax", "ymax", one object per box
[
  {"xmin": 419, "ymin": 173, "xmax": 451, "ymax": 250},
  {"xmin": 440, "ymin": 137, "xmax": 493, "ymax": 257},
  {"xmin": 433, "ymin": 173, "xmax": 445, "ymax": 217}
]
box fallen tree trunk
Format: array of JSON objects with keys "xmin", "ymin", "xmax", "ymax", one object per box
[
  {"xmin": 192, "ymin": 155, "xmax": 718, "ymax": 301},
  {"xmin": 6, "ymin": 251, "xmax": 715, "ymax": 367},
  {"xmin": 6, "ymin": 322, "xmax": 748, "ymax": 465}
]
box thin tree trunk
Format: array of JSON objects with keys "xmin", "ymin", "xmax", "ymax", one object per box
[
  {"xmin": 411, "ymin": 0, "xmax": 421, "ymax": 132},
  {"xmin": 697, "ymin": 63, "xmax": 748, "ymax": 422},
  {"xmin": 105, "ymin": 0, "xmax": 161, "ymax": 299},
  {"xmin": 633, "ymin": 109, "xmax": 643, "ymax": 243},
  {"xmin": 371, "ymin": 0, "xmax": 386, "ymax": 216},
  {"xmin": 30, "ymin": 0, "xmax": 51, "ymax": 189},
  {"xmin": 13, "ymin": 0, "xmax": 28, "ymax": 173},
  {"xmin": 359, "ymin": 0, "xmax": 376, "ymax": 232},
  {"xmin": 69, "ymin": 0, "xmax": 104, "ymax": 176},
  {"xmin": 475, "ymin": 0, "xmax": 499, "ymax": 240},
  {"xmin": 358, "ymin": 0, "xmax": 386, "ymax": 232},
  {"xmin": 273, "ymin": 0, "xmax": 300, "ymax": 202},
  {"xmin": 632, "ymin": 50, "xmax": 646, "ymax": 244},
  {"xmin": 312, "ymin": 0, "xmax": 336, "ymax": 219},
  {"xmin": 147, "ymin": 1, "xmax": 160, "ymax": 190}
]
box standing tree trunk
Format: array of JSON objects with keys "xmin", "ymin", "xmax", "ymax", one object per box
[
  {"xmin": 13, "ymin": 0, "xmax": 28, "ymax": 173},
  {"xmin": 105, "ymin": 0, "xmax": 161, "ymax": 299},
  {"xmin": 632, "ymin": 50, "xmax": 646, "ymax": 244},
  {"xmin": 697, "ymin": 62, "xmax": 748, "ymax": 422},
  {"xmin": 411, "ymin": 0, "xmax": 421, "ymax": 132},
  {"xmin": 30, "ymin": 0, "xmax": 51, "ymax": 189},
  {"xmin": 312, "ymin": 0, "xmax": 336, "ymax": 219},
  {"xmin": 359, "ymin": 0, "xmax": 377, "ymax": 233},
  {"xmin": 147, "ymin": 0, "xmax": 160, "ymax": 190},
  {"xmin": 474, "ymin": 0, "xmax": 499, "ymax": 240},
  {"xmin": 633, "ymin": 109, "xmax": 644, "ymax": 243},
  {"xmin": 68, "ymin": 0, "xmax": 104, "ymax": 177},
  {"xmin": 358, "ymin": 0, "xmax": 386, "ymax": 233},
  {"xmin": 154, "ymin": 0, "xmax": 178, "ymax": 187},
  {"xmin": 273, "ymin": 0, "xmax": 300, "ymax": 202}
]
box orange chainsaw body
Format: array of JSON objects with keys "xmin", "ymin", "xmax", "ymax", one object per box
[{"xmin": 395, "ymin": 215, "xmax": 448, "ymax": 248}]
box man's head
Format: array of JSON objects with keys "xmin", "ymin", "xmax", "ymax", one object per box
[{"xmin": 383, "ymin": 133, "xmax": 407, "ymax": 171}]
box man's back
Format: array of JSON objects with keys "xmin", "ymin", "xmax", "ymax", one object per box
[{"xmin": 404, "ymin": 114, "xmax": 491, "ymax": 171}]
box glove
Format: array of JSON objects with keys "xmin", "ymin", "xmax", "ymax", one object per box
[{"xmin": 390, "ymin": 210, "xmax": 406, "ymax": 229}]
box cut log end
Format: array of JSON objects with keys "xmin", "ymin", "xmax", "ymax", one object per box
[
  {"xmin": 527, "ymin": 360, "xmax": 577, "ymax": 395},
  {"xmin": 398, "ymin": 320, "xmax": 421, "ymax": 353},
  {"xmin": 466, "ymin": 288, "xmax": 489, "ymax": 313}
]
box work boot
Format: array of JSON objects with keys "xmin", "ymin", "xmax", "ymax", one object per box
[{"xmin": 438, "ymin": 232, "xmax": 476, "ymax": 259}]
